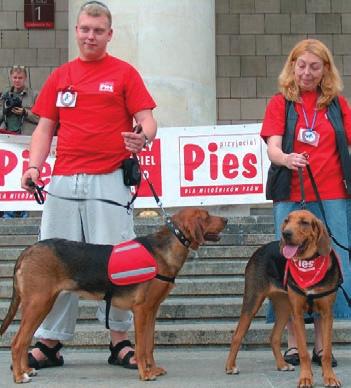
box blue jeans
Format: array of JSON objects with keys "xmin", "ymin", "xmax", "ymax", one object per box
[
  {"xmin": 266, "ymin": 199, "xmax": 351, "ymax": 322},
  {"xmin": 2, "ymin": 211, "xmax": 28, "ymax": 219}
]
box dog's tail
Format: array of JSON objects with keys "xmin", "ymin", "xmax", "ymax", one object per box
[{"xmin": 0, "ymin": 273, "xmax": 20, "ymax": 336}]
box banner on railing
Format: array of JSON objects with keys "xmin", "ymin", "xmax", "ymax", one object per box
[{"xmin": 0, "ymin": 124, "xmax": 270, "ymax": 210}]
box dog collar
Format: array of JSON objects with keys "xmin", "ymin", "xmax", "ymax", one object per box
[{"xmin": 165, "ymin": 217, "xmax": 191, "ymax": 248}]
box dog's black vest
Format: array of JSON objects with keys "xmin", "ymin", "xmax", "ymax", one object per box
[{"xmin": 266, "ymin": 96, "xmax": 351, "ymax": 201}]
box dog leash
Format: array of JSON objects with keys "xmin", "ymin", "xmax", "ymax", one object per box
[
  {"xmin": 297, "ymin": 165, "xmax": 351, "ymax": 256},
  {"xmin": 29, "ymin": 176, "xmax": 141, "ymax": 214},
  {"xmin": 29, "ymin": 170, "xmax": 191, "ymax": 248}
]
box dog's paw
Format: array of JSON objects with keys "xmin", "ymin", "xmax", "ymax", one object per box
[
  {"xmin": 139, "ymin": 371, "xmax": 157, "ymax": 381},
  {"xmin": 297, "ymin": 376, "xmax": 313, "ymax": 388},
  {"xmin": 225, "ymin": 366, "xmax": 239, "ymax": 375},
  {"xmin": 151, "ymin": 366, "xmax": 167, "ymax": 376},
  {"xmin": 323, "ymin": 374, "xmax": 342, "ymax": 387},
  {"xmin": 15, "ymin": 372, "xmax": 32, "ymax": 384},
  {"xmin": 278, "ymin": 363, "xmax": 295, "ymax": 372},
  {"xmin": 26, "ymin": 368, "xmax": 37, "ymax": 377}
]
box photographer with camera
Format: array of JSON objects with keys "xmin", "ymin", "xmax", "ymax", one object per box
[
  {"xmin": 0, "ymin": 65, "xmax": 38, "ymax": 135},
  {"xmin": 0, "ymin": 65, "xmax": 39, "ymax": 219}
]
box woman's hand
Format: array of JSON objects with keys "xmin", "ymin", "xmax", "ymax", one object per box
[{"xmin": 284, "ymin": 152, "xmax": 309, "ymax": 170}]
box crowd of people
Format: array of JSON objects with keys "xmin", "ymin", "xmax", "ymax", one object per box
[{"xmin": 0, "ymin": 0, "xmax": 350, "ymax": 376}]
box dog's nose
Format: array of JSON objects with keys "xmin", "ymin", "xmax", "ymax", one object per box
[
  {"xmin": 223, "ymin": 217, "xmax": 228, "ymax": 225},
  {"xmin": 282, "ymin": 229, "xmax": 293, "ymax": 242}
]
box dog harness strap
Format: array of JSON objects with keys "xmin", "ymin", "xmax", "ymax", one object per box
[
  {"xmin": 288, "ymin": 281, "xmax": 339, "ymax": 314},
  {"xmin": 104, "ymin": 287, "xmax": 113, "ymax": 330},
  {"xmin": 155, "ymin": 274, "xmax": 175, "ymax": 283},
  {"xmin": 165, "ymin": 217, "xmax": 191, "ymax": 248}
]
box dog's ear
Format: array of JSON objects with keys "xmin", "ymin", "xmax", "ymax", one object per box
[
  {"xmin": 188, "ymin": 218, "xmax": 205, "ymax": 250},
  {"xmin": 315, "ymin": 218, "xmax": 331, "ymax": 256},
  {"xmin": 181, "ymin": 216, "xmax": 205, "ymax": 250}
]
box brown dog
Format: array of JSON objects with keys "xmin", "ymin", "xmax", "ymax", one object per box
[
  {"xmin": 225, "ymin": 209, "xmax": 342, "ymax": 388},
  {"xmin": 0, "ymin": 207, "xmax": 227, "ymax": 384}
]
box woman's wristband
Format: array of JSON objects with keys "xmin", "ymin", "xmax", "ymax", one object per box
[{"xmin": 27, "ymin": 166, "xmax": 40, "ymax": 174}]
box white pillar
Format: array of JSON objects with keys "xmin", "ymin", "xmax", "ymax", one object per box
[{"xmin": 69, "ymin": 0, "xmax": 216, "ymax": 127}]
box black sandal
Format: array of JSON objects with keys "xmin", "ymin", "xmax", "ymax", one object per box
[
  {"xmin": 312, "ymin": 348, "xmax": 337, "ymax": 367},
  {"xmin": 283, "ymin": 347, "xmax": 300, "ymax": 366},
  {"xmin": 28, "ymin": 341, "xmax": 64, "ymax": 369},
  {"xmin": 108, "ymin": 340, "xmax": 137, "ymax": 370}
]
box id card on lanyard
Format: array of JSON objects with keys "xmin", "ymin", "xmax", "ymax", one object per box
[
  {"xmin": 56, "ymin": 87, "xmax": 77, "ymax": 108},
  {"xmin": 297, "ymin": 105, "xmax": 320, "ymax": 147}
]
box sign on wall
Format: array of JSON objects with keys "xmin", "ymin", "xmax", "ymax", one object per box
[
  {"xmin": 0, "ymin": 124, "xmax": 270, "ymax": 211},
  {"xmin": 24, "ymin": 0, "xmax": 55, "ymax": 29}
]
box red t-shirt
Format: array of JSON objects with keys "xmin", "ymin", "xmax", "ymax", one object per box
[
  {"xmin": 33, "ymin": 54, "xmax": 156, "ymax": 175},
  {"xmin": 261, "ymin": 91, "xmax": 351, "ymax": 201}
]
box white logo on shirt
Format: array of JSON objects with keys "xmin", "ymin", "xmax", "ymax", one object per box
[{"xmin": 99, "ymin": 82, "xmax": 114, "ymax": 92}]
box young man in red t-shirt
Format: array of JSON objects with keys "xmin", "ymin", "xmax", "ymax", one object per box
[{"xmin": 21, "ymin": 1, "xmax": 157, "ymax": 370}]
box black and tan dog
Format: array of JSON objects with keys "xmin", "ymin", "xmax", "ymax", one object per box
[
  {"xmin": 225, "ymin": 209, "xmax": 342, "ymax": 388},
  {"xmin": 0, "ymin": 207, "xmax": 227, "ymax": 384}
]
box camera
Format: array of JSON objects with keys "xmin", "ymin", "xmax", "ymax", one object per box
[{"xmin": 2, "ymin": 91, "xmax": 22, "ymax": 115}]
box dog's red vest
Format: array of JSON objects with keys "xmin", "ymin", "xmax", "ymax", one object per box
[
  {"xmin": 284, "ymin": 255, "xmax": 330, "ymax": 289},
  {"xmin": 108, "ymin": 240, "xmax": 157, "ymax": 286}
]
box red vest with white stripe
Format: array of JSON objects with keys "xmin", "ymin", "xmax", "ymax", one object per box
[{"xmin": 108, "ymin": 240, "xmax": 157, "ymax": 286}]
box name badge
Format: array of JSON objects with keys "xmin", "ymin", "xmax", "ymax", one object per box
[
  {"xmin": 297, "ymin": 128, "xmax": 320, "ymax": 147},
  {"xmin": 56, "ymin": 90, "xmax": 77, "ymax": 108}
]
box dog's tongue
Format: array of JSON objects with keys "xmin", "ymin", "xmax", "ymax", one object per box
[{"xmin": 283, "ymin": 245, "xmax": 299, "ymax": 259}]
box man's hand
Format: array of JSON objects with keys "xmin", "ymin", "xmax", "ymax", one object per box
[
  {"xmin": 21, "ymin": 167, "xmax": 40, "ymax": 192},
  {"xmin": 121, "ymin": 126, "xmax": 147, "ymax": 154}
]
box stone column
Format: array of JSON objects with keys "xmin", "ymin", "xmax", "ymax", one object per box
[{"xmin": 69, "ymin": 0, "xmax": 216, "ymax": 126}]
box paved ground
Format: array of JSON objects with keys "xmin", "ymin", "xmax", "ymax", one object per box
[{"xmin": 1, "ymin": 346, "xmax": 350, "ymax": 387}]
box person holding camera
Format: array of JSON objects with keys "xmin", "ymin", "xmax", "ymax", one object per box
[
  {"xmin": 21, "ymin": 1, "xmax": 156, "ymax": 371},
  {"xmin": 0, "ymin": 65, "xmax": 38, "ymax": 136},
  {"xmin": 0, "ymin": 65, "xmax": 39, "ymax": 219}
]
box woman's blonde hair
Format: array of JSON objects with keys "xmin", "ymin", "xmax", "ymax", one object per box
[{"xmin": 278, "ymin": 39, "xmax": 342, "ymax": 108}]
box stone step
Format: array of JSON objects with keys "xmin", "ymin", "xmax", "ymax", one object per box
[
  {"xmin": 0, "ymin": 259, "xmax": 248, "ymax": 278},
  {"xmin": 0, "ymin": 233, "xmax": 275, "ymax": 247},
  {"xmin": 250, "ymin": 205, "xmax": 274, "ymax": 216},
  {"xmin": 1, "ymin": 320, "xmax": 350, "ymax": 348},
  {"xmin": 0, "ymin": 220, "xmax": 275, "ymax": 236},
  {"xmin": 0, "ymin": 297, "xmax": 267, "ymax": 321},
  {"xmin": 0, "ymin": 277, "xmax": 245, "ymax": 299},
  {"xmin": 0, "ymin": 245, "xmax": 261, "ymax": 262},
  {"xmin": 0, "ymin": 214, "xmax": 274, "ymax": 227}
]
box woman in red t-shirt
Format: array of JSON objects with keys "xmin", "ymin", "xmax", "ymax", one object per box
[{"xmin": 261, "ymin": 39, "xmax": 351, "ymax": 368}]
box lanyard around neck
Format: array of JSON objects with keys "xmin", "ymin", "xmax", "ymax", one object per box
[{"xmin": 301, "ymin": 104, "xmax": 317, "ymax": 131}]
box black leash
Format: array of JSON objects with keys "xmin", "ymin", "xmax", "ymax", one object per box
[
  {"xmin": 29, "ymin": 176, "xmax": 141, "ymax": 213},
  {"xmin": 29, "ymin": 166, "xmax": 191, "ymax": 248},
  {"xmin": 297, "ymin": 165, "xmax": 351, "ymax": 255}
]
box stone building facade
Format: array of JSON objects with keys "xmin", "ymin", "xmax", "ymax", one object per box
[{"xmin": 0, "ymin": 0, "xmax": 351, "ymax": 124}]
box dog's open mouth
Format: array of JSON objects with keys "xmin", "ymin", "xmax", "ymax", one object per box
[
  {"xmin": 282, "ymin": 240, "xmax": 307, "ymax": 259},
  {"xmin": 204, "ymin": 233, "xmax": 221, "ymax": 242}
]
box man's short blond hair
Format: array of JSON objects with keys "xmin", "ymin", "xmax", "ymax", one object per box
[{"xmin": 78, "ymin": 1, "xmax": 112, "ymax": 28}]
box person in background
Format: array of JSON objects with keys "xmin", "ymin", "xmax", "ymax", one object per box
[
  {"xmin": 261, "ymin": 39, "xmax": 351, "ymax": 367},
  {"xmin": 21, "ymin": 1, "xmax": 157, "ymax": 370},
  {"xmin": 0, "ymin": 65, "xmax": 39, "ymax": 219}
]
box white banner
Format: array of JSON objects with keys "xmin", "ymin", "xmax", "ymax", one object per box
[{"xmin": 0, "ymin": 124, "xmax": 270, "ymax": 210}]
